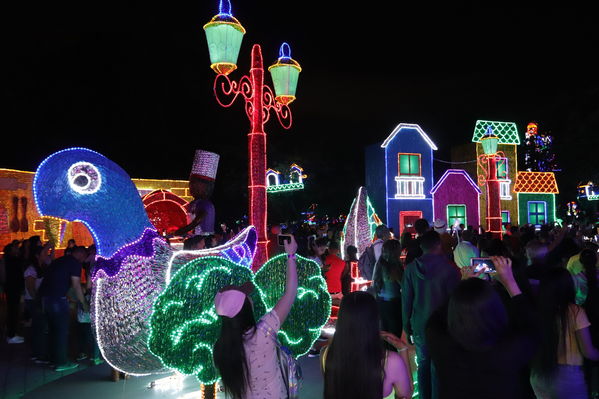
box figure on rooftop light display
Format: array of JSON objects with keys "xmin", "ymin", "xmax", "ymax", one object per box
[{"xmin": 173, "ymin": 150, "xmax": 219, "ymax": 237}]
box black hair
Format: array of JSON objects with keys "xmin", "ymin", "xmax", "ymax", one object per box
[
  {"xmin": 213, "ymin": 298, "xmax": 257, "ymax": 399},
  {"xmin": 375, "ymin": 224, "xmax": 390, "ymax": 240},
  {"xmin": 533, "ymin": 268, "xmax": 576, "ymax": 378},
  {"xmin": 399, "ymin": 231, "xmax": 414, "ymax": 249},
  {"xmin": 314, "ymin": 237, "xmax": 329, "ymax": 248},
  {"xmin": 328, "ymin": 240, "xmax": 340, "ymax": 251},
  {"xmin": 346, "ymin": 245, "xmax": 358, "ymax": 261},
  {"xmin": 484, "ymin": 238, "xmax": 509, "ymax": 257},
  {"xmin": 420, "ymin": 231, "xmax": 440, "ymax": 253},
  {"xmin": 414, "ymin": 218, "xmax": 430, "ymax": 235},
  {"xmin": 324, "ymin": 291, "xmax": 384, "ymax": 399},
  {"xmin": 70, "ymin": 246, "xmax": 88, "ymax": 257},
  {"xmin": 374, "ymin": 239, "xmax": 403, "ymax": 295},
  {"xmin": 447, "ymin": 278, "xmax": 509, "ymax": 351}
]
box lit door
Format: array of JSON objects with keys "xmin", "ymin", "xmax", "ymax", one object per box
[{"xmin": 400, "ymin": 211, "xmax": 423, "ymax": 236}]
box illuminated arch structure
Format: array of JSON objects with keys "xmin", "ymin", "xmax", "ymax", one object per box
[
  {"xmin": 142, "ymin": 189, "xmax": 189, "ymax": 235},
  {"xmin": 266, "ymin": 163, "xmax": 307, "ymax": 193}
]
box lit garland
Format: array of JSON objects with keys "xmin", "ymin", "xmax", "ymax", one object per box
[
  {"xmin": 148, "ymin": 257, "xmax": 266, "ymax": 384},
  {"xmin": 254, "ymin": 253, "xmax": 331, "ymax": 356},
  {"xmin": 266, "ymin": 182, "xmax": 304, "ymax": 193},
  {"xmin": 166, "ymin": 226, "xmax": 257, "ymax": 283},
  {"xmin": 266, "ymin": 163, "xmax": 306, "ymax": 193},
  {"xmin": 149, "ymin": 254, "xmax": 330, "ymax": 384}
]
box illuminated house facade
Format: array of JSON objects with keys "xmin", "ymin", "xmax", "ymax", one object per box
[
  {"xmin": 431, "ymin": 169, "xmax": 481, "ymax": 229},
  {"xmin": 514, "ymin": 171, "xmax": 559, "ymax": 226},
  {"xmin": 366, "ymin": 123, "xmax": 437, "ymax": 235},
  {"xmin": 472, "ymin": 120, "xmax": 520, "ymax": 226}
]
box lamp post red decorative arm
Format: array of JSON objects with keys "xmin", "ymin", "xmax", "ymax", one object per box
[
  {"xmin": 478, "ymin": 152, "xmax": 504, "ymax": 239},
  {"xmin": 212, "ymin": 44, "xmax": 294, "ymax": 269}
]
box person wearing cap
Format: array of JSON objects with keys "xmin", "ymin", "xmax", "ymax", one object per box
[
  {"xmin": 173, "ymin": 150, "xmax": 219, "ymax": 237},
  {"xmin": 213, "ymin": 235, "xmax": 298, "ymax": 399}
]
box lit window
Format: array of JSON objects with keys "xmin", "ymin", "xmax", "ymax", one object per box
[
  {"xmin": 447, "ymin": 205, "xmax": 466, "ymax": 227},
  {"xmin": 497, "ymin": 158, "xmax": 508, "ymax": 179},
  {"xmin": 398, "ymin": 154, "xmax": 421, "ymax": 176},
  {"xmin": 528, "ymin": 201, "xmax": 547, "ymax": 225},
  {"xmin": 500, "ymin": 181, "xmax": 512, "ymax": 199},
  {"xmin": 502, "ymin": 211, "xmax": 510, "ymax": 224}
]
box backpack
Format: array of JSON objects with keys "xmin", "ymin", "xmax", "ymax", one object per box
[
  {"xmin": 358, "ymin": 245, "xmax": 376, "ymax": 280},
  {"xmin": 262, "ymin": 320, "xmax": 302, "ymax": 399}
]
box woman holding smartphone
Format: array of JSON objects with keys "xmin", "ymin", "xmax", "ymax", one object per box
[{"xmin": 425, "ymin": 256, "xmax": 539, "ymax": 399}]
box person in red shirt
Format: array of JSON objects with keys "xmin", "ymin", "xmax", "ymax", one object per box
[{"xmin": 324, "ymin": 241, "xmax": 345, "ymax": 297}]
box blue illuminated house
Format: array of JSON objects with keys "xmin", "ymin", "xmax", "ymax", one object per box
[{"xmin": 365, "ymin": 123, "xmax": 437, "ymax": 235}]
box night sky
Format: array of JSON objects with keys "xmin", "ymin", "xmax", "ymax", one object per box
[{"xmin": 4, "ymin": 2, "xmax": 599, "ymax": 224}]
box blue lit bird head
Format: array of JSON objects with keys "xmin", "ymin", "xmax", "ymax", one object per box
[{"xmin": 33, "ymin": 148, "xmax": 154, "ymax": 258}]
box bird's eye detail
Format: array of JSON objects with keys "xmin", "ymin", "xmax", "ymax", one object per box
[{"xmin": 68, "ymin": 162, "xmax": 102, "ymax": 194}]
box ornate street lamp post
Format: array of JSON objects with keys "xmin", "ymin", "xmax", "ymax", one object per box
[
  {"xmin": 204, "ymin": 0, "xmax": 301, "ymax": 269},
  {"xmin": 478, "ymin": 126, "xmax": 503, "ymax": 239}
]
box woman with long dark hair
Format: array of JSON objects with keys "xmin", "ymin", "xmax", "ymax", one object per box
[
  {"xmin": 426, "ymin": 256, "xmax": 539, "ymax": 399},
  {"xmin": 372, "ymin": 239, "xmax": 403, "ymax": 343},
  {"xmin": 213, "ymin": 235, "xmax": 298, "ymax": 399},
  {"xmin": 531, "ymin": 267, "xmax": 599, "ymax": 398},
  {"xmin": 322, "ymin": 291, "xmax": 411, "ymax": 399}
]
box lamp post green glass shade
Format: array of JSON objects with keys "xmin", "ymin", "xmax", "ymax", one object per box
[
  {"xmin": 203, "ymin": 0, "xmax": 246, "ymax": 75},
  {"xmin": 481, "ymin": 126, "xmax": 499, "ymax": 155},
  {"xmin": 268, "ymin": 43, "xmax": 302, "ymax": 105}
]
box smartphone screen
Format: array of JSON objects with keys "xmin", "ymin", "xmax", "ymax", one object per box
[{"xmin": 471, "ymin": 257, "xmax": 496, "ymax": 273}]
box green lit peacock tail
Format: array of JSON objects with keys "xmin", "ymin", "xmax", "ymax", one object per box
[{"xmin": 148, "ymin": 254, "xmax": 331, "ymax": 384}]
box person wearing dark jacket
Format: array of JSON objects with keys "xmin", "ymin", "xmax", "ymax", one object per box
[
  {"xmin": 402, "ymin": 231, "xmax": 460, "ymax": 399},
  {"xmin": 426, "ymin": 256, "xmax": 539, "ymax": 399}
]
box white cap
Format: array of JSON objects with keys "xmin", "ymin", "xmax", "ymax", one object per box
[{"xmin": 433, "ymin": 218, "xmax": 447, "ymax": 233}]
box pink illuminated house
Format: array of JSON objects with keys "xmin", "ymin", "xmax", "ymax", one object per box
[{"xmin": 431, "ymin": 169, "xmax": 481, "ymax": 229}]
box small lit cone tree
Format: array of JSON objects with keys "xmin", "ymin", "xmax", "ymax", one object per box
[{"xmin": 148, "ymin": 255, "xmax": 330, "ymax": 393}]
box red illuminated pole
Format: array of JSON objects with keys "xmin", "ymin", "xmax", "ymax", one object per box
[
  {"xmin": 213, "ymin": 44, "xmax": 293, "ymax": 269},
  {"xmin": 486, "ymin": 155, "xmax": 503, "ymax": 239},
  {"xmin": 247, "ymin": 45, "xmax": 268, "ymax": 269}
]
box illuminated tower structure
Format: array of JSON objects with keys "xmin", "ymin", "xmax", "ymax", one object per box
[{"xmin": 472, "ymin": 120, "xmax": 520, "ymax": 228}]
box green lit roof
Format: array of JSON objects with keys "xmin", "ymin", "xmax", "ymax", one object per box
[{"xmin": 472, "ymin": 120, "xmax": 520, "ymax": 145}]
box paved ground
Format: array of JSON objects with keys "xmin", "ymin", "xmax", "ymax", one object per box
[
  {"xmin": 0, "ymin": 310, "xmax": 324, "ymax": 399},
  {"xmin": 0, "ymin": 326, "xmax": 95, "ymax": 399},
  {"xmin": 18, "ymin": 356, "xmax": 323, "ymax": 399}
]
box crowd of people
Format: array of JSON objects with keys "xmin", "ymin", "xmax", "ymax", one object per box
[
  {"xmin": 2, "ymin": 218, "xmax": 599, "ymax": 398},
  {"xmin": 1, "ymin": 236, "xmax": 99, "ymax": 372},
  {"xmin": 303, "ymin": 220, "xmax": 599, "ymax": 399}
]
